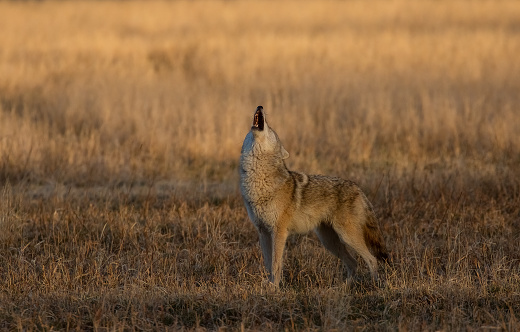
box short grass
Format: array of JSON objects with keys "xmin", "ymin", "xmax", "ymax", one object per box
[{"xmin": 1, "ymin": 0, "xmax": 519, "ymax": 330}]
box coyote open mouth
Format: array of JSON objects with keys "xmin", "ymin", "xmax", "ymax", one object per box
[{"xmin": 252, "ymin": 106, "xmax": 264, "ymax": 131}]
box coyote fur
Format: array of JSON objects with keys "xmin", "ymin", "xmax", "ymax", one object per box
[{"xmin": 239, "ymin": 106, "xmax": 388, "ymax": 287}]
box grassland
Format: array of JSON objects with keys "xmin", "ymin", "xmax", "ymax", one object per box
[{"xmin": 1, "ymin": 0, "xmax": 519, "ymax": 330}]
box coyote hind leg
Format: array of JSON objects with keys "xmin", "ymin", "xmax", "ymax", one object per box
[
  {"xmin": 315, "ymin": 223, "xmax": 358, "ymax": 279},
  {"xmin": 332, "ymin": 223, "xmax": 379, "ymax": 281}
]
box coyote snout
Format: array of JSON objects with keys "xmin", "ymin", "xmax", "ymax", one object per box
[
  {"xmin": 239, "ymin": 106, "xmax": 388, "ymax": 287},
  {"xmin": 252, "ymin": 106, "xmax": 264, "ymax": 130}
]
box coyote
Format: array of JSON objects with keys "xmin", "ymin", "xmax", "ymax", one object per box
[{"xmin": 239, "ymin": 106, "xmax": 388, "ymax": 287}]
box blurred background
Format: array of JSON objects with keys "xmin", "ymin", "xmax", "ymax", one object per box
[{"xmin": 1, "ymin": 0, "xmax": 518, "ymax": 189}]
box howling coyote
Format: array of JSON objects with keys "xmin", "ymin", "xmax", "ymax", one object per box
[{"xmin": 239, "ymin": 106, "xmax": 388, "ymax": 287}]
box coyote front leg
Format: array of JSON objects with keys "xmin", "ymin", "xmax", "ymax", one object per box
[
  {"xmin": 258, "ymin": 226, "xmax": 273, "ymax": 279},
  {"xmin": 271, "ymin": 226, "xmax": 288, "ymax": 286}
]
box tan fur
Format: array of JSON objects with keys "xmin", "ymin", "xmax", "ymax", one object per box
[{"xmin": 240, "ymin": 106, "xmax": 388, "ymax": 287}]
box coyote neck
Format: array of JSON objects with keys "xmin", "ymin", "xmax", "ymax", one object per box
[{"xmin": 240, "ymin": 154, "xmax": 291, "ymax": 203}]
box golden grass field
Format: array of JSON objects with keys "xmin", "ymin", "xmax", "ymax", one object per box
[{"xmin": 1, "ymin": 0, "xmax": 519, "ymax": 330}]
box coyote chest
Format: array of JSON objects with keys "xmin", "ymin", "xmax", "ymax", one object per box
[{"xmin": 239, "ymin": 160, "xmax": 288, "ymax": 229}]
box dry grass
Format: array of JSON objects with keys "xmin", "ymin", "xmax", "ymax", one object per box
[{"xmin": 1, "ymin": 0, "xmax": 519, "ymax": 330}]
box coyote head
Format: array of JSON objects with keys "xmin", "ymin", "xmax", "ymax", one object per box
[{"xmin": 241, "ymin": 106, "xmax": 289, "ymax": 160}]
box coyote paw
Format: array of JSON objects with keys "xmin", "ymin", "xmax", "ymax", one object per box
[{"xmin": 260, "ymin": 279, "xmax": 279, "ymax": 292}]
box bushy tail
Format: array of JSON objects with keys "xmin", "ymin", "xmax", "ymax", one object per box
[{"xmin": 363, "ymin": 210, "xmax": 390, "ymax": 263}]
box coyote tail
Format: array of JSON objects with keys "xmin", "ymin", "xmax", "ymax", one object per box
[{"xmin": 363, "ymin": 210, "xmax": 389, "ymax": 263}]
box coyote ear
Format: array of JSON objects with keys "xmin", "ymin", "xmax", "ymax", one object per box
[{"xmin": 281, "ymin": 146, "xmax": 289, "ymax": 159}]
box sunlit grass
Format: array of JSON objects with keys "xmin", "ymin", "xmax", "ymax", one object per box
[{"xmin": 0, "ymin": 0, "xmax": 519, "ymax": 330}]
